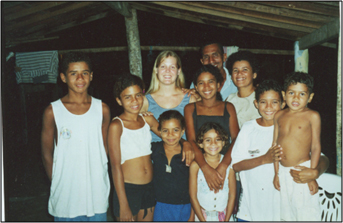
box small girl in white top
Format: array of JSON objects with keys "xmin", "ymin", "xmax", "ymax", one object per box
[{"xmin": 189, "ymin": 122, "xmax": 236, "ymax": 221}]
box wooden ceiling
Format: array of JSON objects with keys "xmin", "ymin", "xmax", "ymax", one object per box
[{"xmin": 3, "ymin": 1, "xmax": 340, "ymax": 49}]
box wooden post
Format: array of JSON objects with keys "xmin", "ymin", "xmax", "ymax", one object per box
[
  {"xmin": 336, "ymin": 29, "xmax": 341, "ymax": 176},
  {"xmin": 125, "ymin": 9, "xmax": 142, "ymax": 79},
  {"xmin": 294, "ymin": 41, "xmax": 308, "ymax": 73}
]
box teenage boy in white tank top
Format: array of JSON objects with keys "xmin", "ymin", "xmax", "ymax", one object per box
[{"xmin": 41, "ymin": 52, "xmax": 111, "ymax": 221}]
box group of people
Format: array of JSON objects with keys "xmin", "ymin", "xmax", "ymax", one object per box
[{"xmin": 41, "ymin": 42, "xmax": 329, "ymax": 222}]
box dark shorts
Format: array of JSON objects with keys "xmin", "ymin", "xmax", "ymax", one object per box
[{"xmin": 113, "ymin": 181, "xmax": 156, "ymax": 218}]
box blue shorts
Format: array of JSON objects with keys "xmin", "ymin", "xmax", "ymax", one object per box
[
  {"xmin": 153, "ymin": 202, "xmax": 191, "ymax": 221},
  {"xmin": 54, "ymin": 212, "xmax": 107, "ymax": 221}
]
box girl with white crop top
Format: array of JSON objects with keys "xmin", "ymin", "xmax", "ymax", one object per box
[
  {"xmin": 108, "ymin": 74, "xmax": 194, "ymax": 222},
  {"xmin": 189, "ymin": 122, "xmax": 236, "ymax": 222}
]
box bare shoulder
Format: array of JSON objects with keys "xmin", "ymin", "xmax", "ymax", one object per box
[
  {"xmin": 226, "ymin": 101, "xmax": 235, "ymax": 111},
  {"xmin": 141, "ymin": 95, "xmax": 149, "ymax": 113},
  {"xmin": 109, "ymin": 118, "xmax": 123, "ymax": 131},
  {"xmin": 43, "ymin": 104, "xmax": 54, "ymax": 119},
  {"xmin": 184, "ymin": 102, "xmax": 195, "ymax": 113},
  {"xmin": 142, "ymin": 114, "xmax": 157, "ymax": 125},
  {"xmin": 190, "ymin": 160, "xmax": 200, "ymax": 172},
  {"xmin": 275, "ymin": 108, "xmax": 286, "ymax": 119},
  {"xmin": 102, "ymin": 102, "xmax": 110, "ymax": 114},
  {"xmin": 307, "ymin": 109, "xmax": 321, "ymax": 121}
]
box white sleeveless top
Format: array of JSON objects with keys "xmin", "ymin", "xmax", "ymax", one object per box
[
  {"xmin": 49, "ymin": 97, "xmax": 110, "ymax": 218},
  {"xmin": 114, "ymin": 114, "xmax": 152, "ymax": 164},
  {"xmin": 197, "ymin": 155, "xmax": 230, "ymax": 211}
]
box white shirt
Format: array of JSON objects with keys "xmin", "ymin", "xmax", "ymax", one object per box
[
  {"xmin": 226, "ymin": 91, "xmax": 260, "ymax": 128},
  {"xmin": 231, "ymin": 119, "xmax": 280, "ymax": 221}
]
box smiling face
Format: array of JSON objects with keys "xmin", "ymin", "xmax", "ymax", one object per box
[
  {"xmin": 231, "ymin": 60, "xmax": 257, "ymax": 89},
  {"xmin": 254, "ymin": 90, "xmax": 285, "ymax": 126},
  {"xmin": 200, "ymin": 43, "xmax": 227, "ymax": 72},
  {"xmin": 195, "ymin": 72, "xmax": 220, "ymax": 100},
  {"xmin": 199, "ymin": 129, "xmax": 224, "ymax": 156},
  {"xmin": 61, "ymin": 62, "xmax": 93, "ymax": 94},
  {"xmin": 282, "ymin": 83, "xmax": 314, "ymax": 112},
  {"xmin": 156, "ymin": 56, "xmax": 180, "ymax": 86},
  {"xmin": 160, "ymin": 118, "xmax": 185, "ymax": 147},
  {"xmin": 116, "ymin": 85, "xmax": 144, "ymax": 114}
]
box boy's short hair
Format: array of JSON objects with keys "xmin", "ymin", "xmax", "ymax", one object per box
[
  {"xmin": 226, "ymin": 51, "xmax": 259, "ymax": 75},
  {"xmin": 157, "ymin": 110, "xmax": 186, "ymax": 131},
  {"xmin": 60, "ymin": 52, "xmax": 92, "ymax": 74},
  {"xmin": 283, "ymin": 72, "xmax": 314, "ymax": 94},
  {"xmin": 196, "ymin": 122, "xmax": 229, "ymax": 152},
  {"xmin": 255, "ymin": 79, "xmax": 283, "ymax": 103},
  {"xmin": 193, "ymin": 65, "xmax": 223, "ymax": 101},
  {"xmin": 199, "ymin": 42, "xmax": 224, "ymax": 57},
  {"xmin": 113, "ymin": 73, "xmax": 144, "ymax": 99}
]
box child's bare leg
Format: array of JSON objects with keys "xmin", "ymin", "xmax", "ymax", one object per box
[{"xmin": 137, "ymin": 207, "xmax": 155, "ymax": 221}]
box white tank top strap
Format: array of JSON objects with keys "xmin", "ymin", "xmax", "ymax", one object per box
[
  {"xmin": 139, "ymin": 114, "xmax": 148, "ymax": 124},
  {"xmin": 113, "ymin": 116, "xmax": 124, "ymax": 128}
]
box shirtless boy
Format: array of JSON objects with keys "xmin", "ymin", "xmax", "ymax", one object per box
[{"xmin": 273, "ymin": 72, "xmax": 321, "ymax": 221}]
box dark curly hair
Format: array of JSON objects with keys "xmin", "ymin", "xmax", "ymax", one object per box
[
  {"xmin": 196, "ymin": 122, "xmax": 229, "ymax": 153},
  {"xmin": 226, "ymin": 51, "xmax": 259, "ymax": 76},
  {"xmin": 193, "ymin": 64, "xmax": 224, "ymax": 101},
  {"xmin": 255, "ymin": 79, "xmax": 283, "ymax": 103},
  {"xmin": 60, "ymin": 52, "xmax": 92, "ymax": 75},
  {"xmin": 113, "ymin": 73, "xmax": 144, "ymax": 99},
  {"xmin": 283, "ymin": 72, "xmax": 314, "ymax": 94},
  {"xmin": 158, "ymin": 110, "xmax": 186, "ymax": 131}
]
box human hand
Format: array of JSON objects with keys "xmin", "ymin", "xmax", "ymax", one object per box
[
  {"xmin": 182, "ymin": 88, "xmax": 201, "ymax": 100},
  {"xmin": 119, "ymin": 206, "xmax": 134, "ymax": 221},
  {"xmin": 202, "ymin": 164, "xmax": 224, "ymax": 193},
  {"xmin": 140, "ymin": 111, "xmax": 154, "ymax": 116},
  {"xmin": 264, "ymin": 144, "xmax": 282, "ymax": 164},
  {"xmin": 307, "ymin": 180, "xmax": 319, "ymax": 195},
  {"xmin": 290, "ymin": 166, "xmax": 319, "ymax": 184},
  {"xmin": 216, "ymin": 163, "xmax": 228, "ymax": 190},
  {"xmin": 273, "ymin": 175, "xmax": 280, "ymax": 191},
  {"xmin": 182, "ymin": 142, "xmax": 195, "ymax": 166}
]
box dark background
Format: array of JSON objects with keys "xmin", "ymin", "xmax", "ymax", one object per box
[{"xmin": 2, "ymin": 10, "xmax": 338, "ymax": 221}]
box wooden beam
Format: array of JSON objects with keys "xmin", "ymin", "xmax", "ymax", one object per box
[
  {"xmin": 5, "ymin": 36, "xmax": 59, "ymax": 48},
  {"xmin": 125, "ymin": 9, "xmax": 143, "ymax": 78},
  {"xmin": 182, "ymin": 2, "xmax": 323, "ymax": 29},
  {"xmin": 5, "ymin": 2, "xmax": 94, "ymax": 32},
  {"xmin": 104, "ymin": 2, "xmax": 132, "ymax": 17},
  {"xmin": 59, "ymin": 46, "xmax": 294, "ymax": 55},
  {"xmin": 211, "ymin": 2, "xmax": 334, "ymax": 23},
  {"xmin": 299, "ymin": 18, "xmax": 339, "ymax": 49},
  {"xmin": 150, "ymin": 2, "xmax": 316, "ymax": 33},
  {"xmin": 259, "ymin": 2, "xmax": 339, "ymax": 17},
  {"xmin": 336, "ymin": 29, "xmax": 341, "ymax": 176},
  {"xmin": 4, "ymin": 2, "xmax": 68, "ymax": 22},
  {"xmin": 130, "ymin": 2, "xmax": 305, "ymax": 40}
]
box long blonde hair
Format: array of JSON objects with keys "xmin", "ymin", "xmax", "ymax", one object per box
[{"xmin": 146, "ymin": 51, "xmax": 186, "ymax": 94}]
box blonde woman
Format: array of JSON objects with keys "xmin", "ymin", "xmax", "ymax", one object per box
[{"xmin": 141, "ymin": 51, "xmax": 197, "ymax": 142}]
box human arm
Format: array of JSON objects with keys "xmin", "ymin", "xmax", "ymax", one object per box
[
  {"xmin": 101, "ymin": 102, "xmax": 111, "ymax": 155},
  {"xmin": 184, "ymin": 103, "xmax": 223, "ymax": 192},
  {"xmin": 107, "ymin": 120, "xmax": 134, "ymax": 221},
  {"xmin": 225, "ymin": 168, "xmax": 236, "ymax": 221},
  {"xmin": 290, "ymin": 155, "xmax": 329, "ymax": 183},
  {"xmin": 189, "ymin": 161, "xmax": 206, "ymax": 221},
  {"xmin": 144, "ymin": 115, "xmax": 160, "ymax": 138},
  {"xmin": 273, "ymin": 113, "xmax": 280, "ymax": 191},
  {"xmin": 179, "ymin": 139, "xmax": 195, "ymax": 166},
  {"xmin": 216, "ymin": 102, "xmax": 239, "ymax": 179},
  {"xmin": 233, "ymin": 144, "xmax": 282, "ymax": 172},
  {"xmin": 41, "ymin": 105, "xmax": 55, "ymax": 181},
  {"xmin": 310, "ymin": 111, "xmax": 321, "ymax": 169},
  {"xmin": 188, "ymin": 207, "xmax": 195, "ymax": 221}
]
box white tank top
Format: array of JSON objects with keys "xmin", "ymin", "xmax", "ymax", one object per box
[
  {"xmin": 114, "ymin": 114, "xmax": 152, "ymax": 164},
  {"xmin": 49, "ymin": 97, "xmax": 110, "ymax": 218},
  {"xmin": 197, "ymin": 155, "xmax": 230, "ymax": 211}
]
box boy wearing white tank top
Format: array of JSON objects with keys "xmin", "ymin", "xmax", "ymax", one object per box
[{"xmin": 41, "ymin": 52, "xmax": 111, "ymax": 221}]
